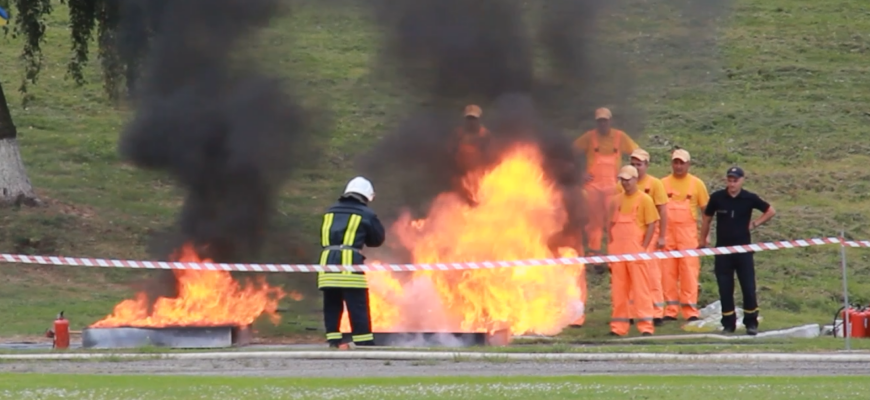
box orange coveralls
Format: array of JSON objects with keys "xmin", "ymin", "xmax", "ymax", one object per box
[
  {"xmin": 454, "ymin": 127, "xmax": 490, "ymax": 171},
  {"xmin": 661, "ymin": 175, "xmax": 708, "ymax": 320},
  {"xmin": 452, "ymin": 126, "xmax": 490, "ymax": 201},
  {"xmin": 574, "ymin": 130, "xmax": 638, "ymax": 253},
  {"xmin": 626, "ymin": 176, "xmax": 667, "ymax": 320},
  {"xmin": 609, "ymin": 191, "xmax": 659, "ymax": 335}
]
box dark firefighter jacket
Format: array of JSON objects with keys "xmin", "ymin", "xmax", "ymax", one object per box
[{"xmin": 317, "ymin": 196, "xmax": 386, "ymax": 289}]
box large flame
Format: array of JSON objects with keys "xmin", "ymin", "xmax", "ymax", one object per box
[
  {"xmin": 341, "ymin": 143, "xmax": 584, "ymax": 336},
  {"xmin": 91, "ymin": 244, "xmax": 287, "ymax": 328}
]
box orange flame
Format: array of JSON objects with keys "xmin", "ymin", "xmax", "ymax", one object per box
[
  {"xmin": 341, "ymin": 143, "xmax": 584, "ymax": 335},
  {"xmin": 91, "ymin": 244, "xmax": 286, "ymax": 328}
]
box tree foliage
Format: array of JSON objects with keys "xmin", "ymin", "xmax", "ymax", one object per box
[{"xmin": 8, "ymin": 0, "xmax": 157, "ymax": 105}]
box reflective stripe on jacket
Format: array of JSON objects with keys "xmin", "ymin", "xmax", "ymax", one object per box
[{"xmin": 317, "ymin": 196, "xmax": 386, "ymax": 289}]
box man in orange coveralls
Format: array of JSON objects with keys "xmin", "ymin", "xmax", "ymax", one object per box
[
  {"xmin": 451, "ymin": 104, "xmax": 491, "ymax": 205},
  {"xmin": 572, "ymin": 108, "xmax": 639, "ymax": 256},
  {"xmin": 622, "ymin": 149, "xmax": 668, "ymax": 326},
  {"xmin": 660, "ymin": 148, "xmax": 709, "ymax": 322},
  {"xmin": 608, "ymin": 165, "xmax": 660, "ymax": 336}
]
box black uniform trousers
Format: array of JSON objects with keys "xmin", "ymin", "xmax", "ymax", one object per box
[
  {"xmin": 714, "ymin": 252, "xmax": 759, "ymax": 330},
  {"xmin": 322, "ymin": 287, "xmax": 375, "ymax": 346}
]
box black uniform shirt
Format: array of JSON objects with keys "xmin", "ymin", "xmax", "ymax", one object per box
[{"xmin": 704, "ymin": 189, "xmax": 771, "ymax": 246}]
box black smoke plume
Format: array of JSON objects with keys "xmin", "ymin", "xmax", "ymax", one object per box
[
  {"xmin": 354, "ymin": 0, "xmax": 635, "ymax": 254},
  {"xmin": 117, "ymin": 0, "xmax": 319, "ymax": 263},
  {"xmin": 354, "ymin": 0, "xmax": 733, "ymax": 259}
]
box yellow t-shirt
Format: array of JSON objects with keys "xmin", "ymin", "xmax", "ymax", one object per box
[
  {"xmin": 612, "ymin": 191, "xmax": 660, "ymax": 230},
  {"xmin": 618, "ymin": 174, "xmax": 668, "ymax": 206},
  {"xmin": 572, "ymin": 129, "xmax": 639, "ymax": 170},
  {"xmin": 660, "ymin": 174, "xmax": 710, "ymax": 220}
]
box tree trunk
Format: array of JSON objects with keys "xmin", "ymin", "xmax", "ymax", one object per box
[{"xmin": 0, "ymin": 80, "xmax": 40, "ymax": 207}]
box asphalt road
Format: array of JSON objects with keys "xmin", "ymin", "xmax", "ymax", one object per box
[{"xmin": 2, "ymin": 358, "xmax": 869, "ymax": 377}]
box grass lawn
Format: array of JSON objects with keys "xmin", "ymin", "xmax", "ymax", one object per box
[
  {"xmin": 1, "ymin": 0, "xmax": 869, "ymax": 341},
  {"xmin": 0, "ymin": 375, "xmax": 867, "ymax": 399}
]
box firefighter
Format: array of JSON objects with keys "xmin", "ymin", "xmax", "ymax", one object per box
[
  {"xmin": 623, "ymin": 149, "xmax": 668, "ymax": 326},
  {"xmin": 608, "ymin": 165, "xmax": 659, "ymax": 336},
  {"xmin": 700, "ymin": 166, "xmax": 776, "ymax": 335},
  {"xmin": 451, "ymin": 104, "xmax": 491, "ymax": 205},
  {"xmin": 318, "ymin": 176, "xmax": 386, "ymax": 348},
  {"xmin": 572, "ymin": 107, "xmax": 639, "ymax": 257},
  {"xmin": 660, "ymin": 148, "xmax": 709, "ymax": 322}
]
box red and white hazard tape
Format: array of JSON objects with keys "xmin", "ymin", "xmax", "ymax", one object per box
[{"xmin": 0, "ymin": 237, "xmax": 867, "ymax": 273}]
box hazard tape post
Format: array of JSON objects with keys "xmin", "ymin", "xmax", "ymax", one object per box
[{"xmin": 1, "ymin": 235, "xmax": 868, "ymax": 351}]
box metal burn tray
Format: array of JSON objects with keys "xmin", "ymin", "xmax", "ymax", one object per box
[
  {"xmin": 341, "ymin": 330, "xmax": 510, "ymax": 347},
  {"xmin": 81, "ymin": 325, "xmax": 252, "ymax": 349}
]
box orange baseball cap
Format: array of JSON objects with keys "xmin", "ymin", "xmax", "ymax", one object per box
[
  {"xmin": 595, "ymin": 107, "xmax": 612, "ymax": 120},
  {"xmin": 672, "ymin": 149, "xmax": 691, "ymax": 162},
  {"xmin": 617, "ymin": 165, "xmax": 638, "ymax": 180},
  {"xmin": 464, "ymin": 104, "xmax": 482, "ymax": 118},
  {"xmin": 630, "ymin": 149, "xmax": 650, "ymax": 162}
]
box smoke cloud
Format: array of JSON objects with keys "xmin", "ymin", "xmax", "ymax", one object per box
[
  {"xmin": 355, "ymin": 0, "xmax": 733, "ymax": 256},
  {"xmin": 354, "ymin": 0, "xmax": 631, "ymax": 253},
  {"xmin": 117, "ymin": 0, "xmax": 320, "ymax": 263}
]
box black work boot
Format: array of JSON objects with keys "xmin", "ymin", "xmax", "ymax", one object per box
[
  {"xmin": 721, "ymin": 314, "xmax": 737, "ymax": 334},
  {"xmin": 745, "ymin": 325, "xmax": 758, "ymax": 336},
  {"xmin": 654, "ymin": 318, "xmax": 663, "ymax": 327}
]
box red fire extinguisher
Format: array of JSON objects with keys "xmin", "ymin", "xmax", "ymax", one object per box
[
  {"xmin": 842, "ymin": 306, "xmax": 867, "ymax": 339},
  {"xmin": 863, "ymin": 307, "xmax": 870, "ymax": 339},
  {"xmin": 53, "ymin": 311, "xmax": 70, "ymax": 349}
]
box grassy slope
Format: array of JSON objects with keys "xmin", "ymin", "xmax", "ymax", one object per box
[
  {"xmin": 0, "ymin": 375, "xmax": 867, "ymax": 399},
  {"xmin": 1, "ymin": 0, "xmax": 869, "ymax": 339}
]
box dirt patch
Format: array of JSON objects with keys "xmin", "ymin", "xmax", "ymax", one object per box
[{"xmin": 35, "ymin": 191, "xmax": 97, "ymax": 220}]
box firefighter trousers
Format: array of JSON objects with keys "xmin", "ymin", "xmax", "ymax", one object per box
[
  {"xmin": 322, "ymin": 288, "xmax": 375, "ymax": 346},
  {"xmin": 714, "ymin": 253, "xmax": 759, "ymax": 330}
]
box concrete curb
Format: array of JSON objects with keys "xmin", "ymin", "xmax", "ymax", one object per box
[{"xmin": 3, "ymin": 351, "xmax": 870, "ymax": 362}]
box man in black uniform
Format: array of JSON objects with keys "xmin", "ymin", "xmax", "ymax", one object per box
[
  {"xmin": 700, "ymin": 167, "xmax": 776, "ymax": 335},
  {"xmin": 318, "ymin": 176, "xmax": 386, "ymax": 348}
]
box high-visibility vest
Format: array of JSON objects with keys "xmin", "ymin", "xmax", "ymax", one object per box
[{"xmin": 317, "ymin": 212, "xmax": 368, "ymax": 289}]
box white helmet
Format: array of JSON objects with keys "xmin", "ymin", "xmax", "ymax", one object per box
[{"xmin": 343, "ymin": 176, "xmax": 375, "ymax": 202}]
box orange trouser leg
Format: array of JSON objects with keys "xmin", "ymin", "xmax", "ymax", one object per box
[
  {"xmin": 630, "ymin": 260, "xmax": 655, "ymax": 334},
  {"xmin": 646, "ymin": 250, "xmax": 665, "ymax": 319},
  {"xmin": 629, "ymin": 239, "xmax": 664, "ymax": 320},
  {"xmin": 679, "ymin": 256, "xmax": 700, "ymax": 318},
  {"xmin": 662, "ymin": 256, "xmax": 681, "ymax": 318},
  {"xmin": 584, "ymin": 189, "xmax": 607, "ymax": 252},
  {"xmin": 663, "ymin": 225, "xmax": 699, "ymax": 319},
  {"xmin": 609, "ymin": 261, "xmax": 631, "ymax": 335},
  {"xmin": 676, "ymin": 225, "xmax": 700, "ymax": 319},
  {"xmin": 647, "ymin": 237, "xmax": 665, "ymax": 318}
]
